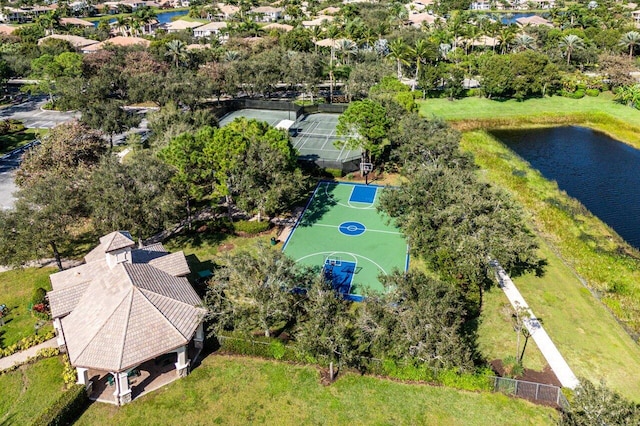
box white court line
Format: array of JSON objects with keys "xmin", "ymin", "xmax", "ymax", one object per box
[{"xmin": 312, "ymin": 223, "xmax": 402, "ymax": 235}]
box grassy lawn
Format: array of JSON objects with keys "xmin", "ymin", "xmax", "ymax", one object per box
[
  {"xmin": 462, "ymin": 131, "xmax": 640, "ymax": 401},
  {"xmin": 76, "ymin": 355, "xmax": 558, "ymax": 426},
  {"xmin": 0, "ymin": 267, "xmax": 56, "ymax": 349},
  {"xmin": 477, "ymin": 285, "xmax": 547, "ymax": 372},
  {"xmin": 0, "ymin": 356, "xmax": 66, "ymax": 425},
  {"xmin": 418, "ymin": 93, "xmax": 640, "ymax": 125},
  {"xmin": 0, "ymin": 128, "xmax": 40, "ymax": 156}
]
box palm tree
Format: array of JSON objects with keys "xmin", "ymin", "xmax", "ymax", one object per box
[
  {"xmin": 386, "ymin": 37, "xmax": 410, "ymax": 79},
  {"xmin": 619, "ymin": 31, "xmax": 640, "ymax": 59},
  {"xmin": 115, "ymin": 16, "xmax": 128, "ymax": 37},
  {"xmin": 310, "ymin": 26, "xmax": 323, "ymax": 53},
  {"xmin": 410, "ymin": 39, "xmax": 435, "ymax": 91},
  {"xmin": 335, "ymin": 39, "xmax": 357, "ymax": 65},
  {"xmin": 559, "ymin": 34, "xmax": 584, "ymax": 66},
  {"xmin": 165, "ymin": 40, "xmax": 188, "ymax": 68},
  {"xmin": 497, "ymin": 26, "xmax": 517, "ymax": 54},
  {"xmin": 224, "ymin": 50, "xmax": 241, "ymax": 62},
  {"xmin": 512, "ymin": 34, "xmax": 536, "ymax": 53}
]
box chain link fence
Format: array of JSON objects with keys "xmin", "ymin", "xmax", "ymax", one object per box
[{"xmin": 492, "ymin": 376, "xmax": 570, "ymax": 410}]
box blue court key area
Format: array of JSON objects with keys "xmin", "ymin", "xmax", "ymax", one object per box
[
  {"xmin": 349, "ymin": 185, "xmax": 377, "ymax": 203},
  {"xmin": 339, "ymin": 221, "xmax": 366, "ymax": 236},
  {"xmin": 324, "ymin": 260, "xmax": 356, "ymax": 294}
]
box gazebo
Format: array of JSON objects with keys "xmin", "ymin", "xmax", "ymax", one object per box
[{"xmin": 48, "ymin": 231, "xmax": 206, "ymax": 405}]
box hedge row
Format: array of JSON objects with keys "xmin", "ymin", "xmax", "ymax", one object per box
[
  {"xmin": 32, "ymin": 384, "xmax": 88, "ymax": 426},
  {"xmin": 0, "ymin": 330, "xmax": 56, "ymax": 358},
  {"xmin": 217, "ymin": 334, "xmax": 492, "ymax": 392},
  {"xmin": 0, "ymin": 347, "xmax": 60, "ymax": 376},
  {"xmin": 233, "ymin": 220, "xmax": 271, "ymax": 235}
]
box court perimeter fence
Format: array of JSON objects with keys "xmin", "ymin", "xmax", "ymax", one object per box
[
  {"xmin": 210, "ymin": 99, "xmax": 349, "ymax": 120},
  {"xmin": 215, "ymin": 334, "xmax": 570, "ymax": 411},
  {"xmin": 211, "ymin": 99, "xmax": 357, "ymax": 173}
]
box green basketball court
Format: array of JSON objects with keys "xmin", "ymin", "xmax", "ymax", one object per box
[{"xmin": 282, "ymin": 182, "xmax": 409, "ymax": 300}]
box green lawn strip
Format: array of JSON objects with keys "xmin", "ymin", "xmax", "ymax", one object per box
[
  {"xmin": 418, "ymin": 94, "xmax": 640, "ymax": 126},
  {"xmin": 75, "ymin": 355, "xmax": 558, "ymax": 426},
  {"xmin": 477, "ymin": 286, "xmax": 548, "ymax": 372},
  {"xmin": 0, "ymin": 356, "xmax": 66, "ymax": 425},
  {"xmin": 0, "ymin": 129, "xmax": 40, "ymax": 156},
  {"xmin": 0, "ymin": 267, "xmax": 56, "ymax": 349},
  {"xmin": 461, "ymin": 131, "xmax": 640, "ymax": 401}
]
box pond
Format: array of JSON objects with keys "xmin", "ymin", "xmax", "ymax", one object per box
[
  {"xmin": 499, "ymin": 12, "xmax": 537, "ymax": 24},
  {"xmin": 492, "ymin": 126, "xmax": 640, "ymax": 249},
  {"xmin": 93, "ymin": 9, "xmax": 188, "ymax": 26}
]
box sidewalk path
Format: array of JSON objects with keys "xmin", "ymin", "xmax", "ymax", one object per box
[
  {"xmin": 494, "ymin": 263, "xmax": 580, "ymax": 389},
  {"xmin": 0, "ymin": 338, "xmax": 58, "ymax": 371}
]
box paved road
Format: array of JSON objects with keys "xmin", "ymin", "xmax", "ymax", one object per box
[
  {"xmin": 0, "ymin": 95, "xmax": 79, "ymax": 129},
  {"xmin": 0, "ymin": 96, "xmax": 79, "ymax": 209},
  {"xmin": 494, "ymin": 262, "xmax": 580, "ymax": 389}
]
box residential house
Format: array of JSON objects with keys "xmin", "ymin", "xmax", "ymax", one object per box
[
  {"xmin": 48, "ymin": 231, "xmax": 206, "ymax": 406},
  {"xmin": 164, "ymin": 19, "xmax": 204, "ymax": 33},
  {"xmin": 38, "ymin": 34, "xmax": 100, "ymax": 50},
  {"xmin": 193, "ymin": 21, "xmax": 227, "ymax": 40},
  {"xmin": 0, "ymin": 7, "xmax": 27, "ymax": 23},
  {"xmin": 302, "ymin": 15, "xmax": 334, "ymax": 27},
  {"xmin": 60, "ymin": 17, "xmax": 95, "ymax": 28},
  {"xmin": 515, "ymin": 15, "xmax": 553, "ymax": 27},
  {"xmin": 82, "ymin": 36, "xmax": 150, "ymax": 52},
  {"xmin": 263, "ymin": 22, "xmax": 294, "ymax": 32},
  {"xmin": 407, "ymin": 12, "xmax": 444, "ymax": 28},
  {"xmin": 215, "ymin": 3, "xmax": 239, "ymax": 20},
  {"xmin": 251, "ymin": 6, "xmax": 283, "ymax": 22},
  {"xmin": 632, "ymin": 10, "xmax": 640, "ymax": 28}
]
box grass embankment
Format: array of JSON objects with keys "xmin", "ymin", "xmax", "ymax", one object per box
[
  {"xmin": 0, "ymin": 268, "xmax": 56, "ymax": 349},
  {"xmin": 75, "ymin": 355, "xmax": 558, "ymax": 426},
  {"xmin": 0, "ymin": 356, "xmax": 66, "ymax": 424},
  {"xmin": 462, "ymin": 130, "xmax": 640, "ymax": 401},
  {"xmin": 0, "ymin": 128, "xmax": 39, "ymax": 156}
]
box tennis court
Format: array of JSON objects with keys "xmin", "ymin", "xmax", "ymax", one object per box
[
  {"xmin": 219, "ymin": 109, "xmax": 361, "ymax": 164},
  {"xmin": 283, "ymin": 182, "xmax": 409, "ymax": 301}
]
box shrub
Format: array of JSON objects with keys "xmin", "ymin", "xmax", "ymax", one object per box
[
  {"xmin": 502, "ymin": 356, "xmax": 524, "ymax": 378},
  {"xmin": 437, "ymin": 367, "xmax": 493, "ymax": 391},
  {"xmin": 0, "ymin": 330, "xmax": 55, "ymax": 358},
  {"xmin": 31, "ymin": 287, "xmax": 47, "ymax": 306},
  {"xmin": 32, "ymin": 384, "xmax": 88, "ymax": 426},
  {"xmin": 0, "ymin": 120, "xmax": 10, "ymax": 135},
  {"xmin": 585, "ymin": 88, "xmax": 600, "ymax": 97},
  {"xmin": 233, "ymin": 220, "xmax": 270, "ymax": 235},
  {"xmin": 269, "ymin": 340, "xmax": 286, "ymax": 360},
  {"xmin": 324, "ymin": 168, "xmax": 343, "ymax": 178},
  {"xmin": 561, "ymin": 89, "xmax": 585, "ymax": 99}
]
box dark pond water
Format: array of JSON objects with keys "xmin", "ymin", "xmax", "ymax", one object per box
[
  {"xmin": 492, "ymin": 126, "xmax": 640, "ymax": 249},
  {"xmin": 93, "ymin": 9, "xmax": 188, "ymax": 26}
]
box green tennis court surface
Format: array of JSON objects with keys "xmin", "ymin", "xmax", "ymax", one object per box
[{"xmin": 283, "ymin": 182, "xmax": 409, "ymax": 300}]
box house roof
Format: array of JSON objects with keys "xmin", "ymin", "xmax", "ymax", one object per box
[
  {"xmin": 165, "ymin": 19, "xmax": 204, "ymax": 31},
  {"xmin": 407, "ymin": 12, "xmax": 443, "ymax": 27},
  {"xmin": 263, "ymin": 22, "xmax": 293, "ymax": 31},
  {"xmin": 302, "ymin": 15, "xmax": 334, "ymax": 27},
  {"xmin": 194, "ymin": 21, "xmax": 227, "ymax": 31},
  {"xmin": 252, "ymin": 6, "xmax": 283, "ymax": 13},
  {"xmin": 82, "ymin": 36, "xmax": 151, "ymax": 51},
  {"xmin": 516, "ymin": 15, "xmax": 553, "ymax": 27},
  {"xmin": 61, "ymin": 17, "xmax": 94, "ymax": 27},
  {"xmin": 0, "ymin": 24, "xmax": 17, "ymax": 35},
  {"xmin": 48, "ymin": 233, "xmax": 205, "ymax": 372},
  {"xmin": 37, "ymin": 34, "xmax": 99, "ymax": 48},
  {"xmin": 100, "ymin": 230, "xmax": 135, "ymax": 253}
]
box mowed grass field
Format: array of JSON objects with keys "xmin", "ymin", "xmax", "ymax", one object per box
[
  {"xmin": 76, "ymin": 355, "xmax": 558, "ymax": 426},
  {"xmin": 418, "ymin": 93, "xmax": 640, "ymax": 125},
  {"xmin": 0, "ymin": 356, "xmax": 66, "ymax": 425},
  {"xmin": 0, "ymin": 267, "xmax": 56, "ymax": 348}
]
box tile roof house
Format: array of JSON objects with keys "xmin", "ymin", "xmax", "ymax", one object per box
[
  {"xmin": 48, "ymin": 231, "xmax": 206, "ymax": 405},
  {"xmin": 516, "ymin": 15, "xmax": 554, "ymax": 28},
  {"xmin": 38, "ymin": 34, "xmax": 100, "ymax": 50}
]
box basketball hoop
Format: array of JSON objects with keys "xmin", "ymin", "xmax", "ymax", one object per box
[{"xmin": 360, "ymin": 162, "xmax": 373, "ymax": 184}]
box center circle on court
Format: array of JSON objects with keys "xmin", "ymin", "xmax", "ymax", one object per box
[{"xmin": 339, "ymin": 221, "xmax": 366, "ymax": 236}]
